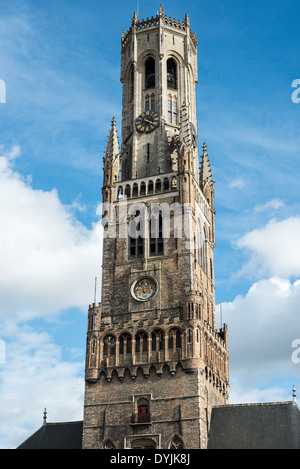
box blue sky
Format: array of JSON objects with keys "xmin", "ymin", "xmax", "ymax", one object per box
[{"xmin": 0, "ymin": 0, "xmax": 300, "ymax": 449}]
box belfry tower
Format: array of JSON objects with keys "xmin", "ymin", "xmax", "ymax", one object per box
[{"xmin": 83, "ymin": 6, "xmax": 229, "ymax": 450}]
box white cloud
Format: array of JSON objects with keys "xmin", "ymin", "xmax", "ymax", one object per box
[
  {"xmin": 0, "ymin": 325, "xmax": 84, "ymax": 449},
  {"xmin": 236, "ymin": 216, "xmax": 300, "ymax": 278},
  {"xmin": 254, "ymin": 198, "xmax": 285, "ymax": 213},
  {"xmin": 223, "ymin": 277, "xmax": 300, "ymax": 404},
  {"xmin": 0, "ymin": 146, "xmax": 103, "ymax": 448},
  {"xmin": 229, "ymin": 178, "xmax": 246, "ymax": 189},
  {"xmin": 224, "ymin": 215, "xmax": 300, "ymax": 404},
  {"xmin": 0, "ymin": 147, "xmax": 102, "ymax": 322}
]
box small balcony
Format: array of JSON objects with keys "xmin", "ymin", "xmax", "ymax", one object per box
[{"xmin": 131, "ymin": 412, "xmax": 151, "ymax": 425}]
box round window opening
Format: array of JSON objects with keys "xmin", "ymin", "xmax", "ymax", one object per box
[{"xmin": 132, "ymin": 277, "xmax": 157, "ymax": 302}]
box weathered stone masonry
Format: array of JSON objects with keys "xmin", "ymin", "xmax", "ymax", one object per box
[{"xmin": 83, "ymin": 5, "xmax": 229, "ymax": 450}]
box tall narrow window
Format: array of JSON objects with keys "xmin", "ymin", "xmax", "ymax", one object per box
[
  {"xmin": 137, "ymin": 398, "xmax": 150, "ymax": 424},
  {"xmin": 152, "ymin": 330, "xmax": 164, "ymax": 351},
  {"xmin": 119, "ymin": 333, "xmax": 132, "ymax": 355},
  {"xmin": 129, "ymin": 211, "xmax": 145, "ymax": 259},
  {"xmin": 168, "ymin": 95, "xmax": 178, "ymax": 125},
  {"xmin": 138, "ymin": 404, "xmax": 150, "ymax": 423},
  {"xmin": 129, "ymin": 235, "xmax": 144, "ymax": 259},
  {"xmin": 130, "ymin": 65, "xmax": 134, "ymax": 101},
  {"xmin": 103, "ymin": 335, "xmax": 116, "ymax": 357},
  {"xmin": 145, "ymin": 93, "xmax": 155, "ymax": 111},
  {"xmin": 145, "ymin": 57, "xmax": 155, "ymax": 89},
  {"xmin": 150, "ymin": 213, "xmax": 164, "ymax": 257},
  {"xmin": 167, "ymin": 58, "xmax": 177, "ymax": 90}
]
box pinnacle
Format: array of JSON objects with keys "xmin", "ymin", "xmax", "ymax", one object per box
[
  {"xmin": 200, "ymin": 141, "xmax": 213, "ymax": 188},
  {"xmin": 179, "ymin": 101, "xmax": 192, "ymax": 147},
  {"xmin": 105, "ymin": 116, "xmax": 120, "ymax": 162}
]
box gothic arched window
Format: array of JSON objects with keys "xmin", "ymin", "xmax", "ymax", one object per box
[
  {"xmin": 167, "ymin": 58, "xmax": 177, "ymax": 90},
  {"xmin": 145, "ymin": 57, "xmax": 155, "ymax": 89},
  {"xmin": 136, "ymin": 331, "xmax": 148, "ymax": 353},
  {"xmin": 149, "ymin": 212, "xmax": 163, "ymax": 257},
  {"xmin": 137, "ymin": 398, "xmax": 150, "ymax": 423},
  {"xmin": 103, "ymin": 335, "xmax": 116, "ymax": 357},
  {"xmin": 119, "ymin": 333, "xmax": 132, "ymax": 355},
  {"xmin": 152, "ymin": 329, "xmax": 164, "ymax": 351},
  {"xmin": 168, "ymin": 328, "xmax": 181, "ymax": 351},
  {"xmin": 170, "ymin": 436, "xmax": 184, "ymax": 449},
  {"xmin": 168, "ymin": 94, "xmax": 178, "ymax": 125},
  {"xmin": 103, "ymin": 439, "xmax": 116, "ymax": 449}
]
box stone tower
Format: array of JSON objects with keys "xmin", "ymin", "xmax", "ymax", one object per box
[{"xmin": 83, "ymin": 6, "xmax": 229, "ymax": 450}]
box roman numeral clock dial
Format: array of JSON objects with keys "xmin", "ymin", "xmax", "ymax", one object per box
[{"xmin": 136, "ymin": 110, "xmax": 160, "ymax": 133}]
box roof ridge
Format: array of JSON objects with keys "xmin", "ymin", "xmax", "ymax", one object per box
[{"xmin": 213, "ymin": 401, "xmax": 295, "ymax": 409}]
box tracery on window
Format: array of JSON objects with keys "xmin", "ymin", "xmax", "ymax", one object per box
[
  {"xmin": 168, "ymin": 94, "xmax": 178, "ymax": 125},
  {"xmin": 145, "ymin": 93, "xmax": 155, "ymax": 111}
]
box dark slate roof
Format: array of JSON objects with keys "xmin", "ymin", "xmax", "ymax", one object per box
[
  {"xmin": 208, "ymin": 401, "xmax": 300, "ymax": 449},
  {"xmin": 17, "ymin": 421, "xmax": 83, "ymax": 450}
]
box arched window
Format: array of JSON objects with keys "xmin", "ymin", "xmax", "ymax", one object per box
[
  {"xmin": 167, "ymin": 94, "xmax": 178, "ymax": 125},
  {"xmin": 117, "ymin": 186, "xmax": 123, "ymax": 199},
  {"xmin": 128, "ymin": 210, "xmax": 145, "ymax": 259},
  {"xmin": 119, "ymin": 333, "xmax": 132, "ymax": 355},
  {"xmin": 155, "ymin": 179, "xmax": 161, "ymax": 193},
  {"xmin": 103, "ymin": 439, "xmax": 116, "ymax": 449},
  {"xmin": 145, "ymin": 93, "xmax": 155, "ymax": 111},
  {"xmin": 170, "ymin": 436, "xmax": 184, "ymax": 449},
  {"xmin": 148, "ymin": 180, "xmax": 154, "ymax": 194},
  {"xmin": 125, "ymin": 184, "xmax": 131, "ymax": 197},
  {"xmin": 137, "ymin": 398, "xmax": 150, "ymax": 423},
  {"xmin": 163, "ymin": 177, "xmax": 170, "ymax": 191},
  {"xmin": 167, "ymin": 58, "xmax": 177, "ymax": 90},
  {"xmin": 145, "ymin": 57, "xmax": 155, "ymax": 89},
  {"xmin": 132, "ymin": 183, "xmax": 138, "ymax": 197},
  {"xmin": 168, "ymin": 328, "xmax": 181, "ymax": 351},
  {"xmin": 136, "ymin": 331, "xmax": 148, "ymax": 353},
  {"xmin": 140, "ymin": 181, "xmax": 146, "ymax": 196},
  {"xmin": 103, "ymin": 335, "xmax": 116, "ymax": 357},
  {"xmin": 150, "ymin": 213, "xmax": 163, "ymax": 257},
  {"xmin": 152, "ymin": 330, "xmax": 164, "ymax": 351}
]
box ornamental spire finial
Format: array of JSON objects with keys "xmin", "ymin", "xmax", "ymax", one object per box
[
  {"xmin": 293, "ymin": 385, "xmax": 297, "ymax": 403},
  {"xmin": 185, "ymin": 13, "xmax": 190, "ymax": 27},
  {"xmin": 132, "ymin": 10, "xmax": 138, "ymax": 25},
  {"xmin": 43, "ymin": 408, "xmax": 47, "ymax": 426},
  {"xmin": 104, "ymin": 117, "xmax": 119, "ymax": 163},
  {"xmin": 200, "ymin": 141, "xmax": 213, "ymax": 189}
]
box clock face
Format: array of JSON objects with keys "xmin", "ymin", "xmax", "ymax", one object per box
[
  {"xmin": 132, "ymin": 277, "xmax": 157, "ymax": 302},
  {"xmin": 136, "ymin": 111, "xmax": 160, "ymax": 134}
]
